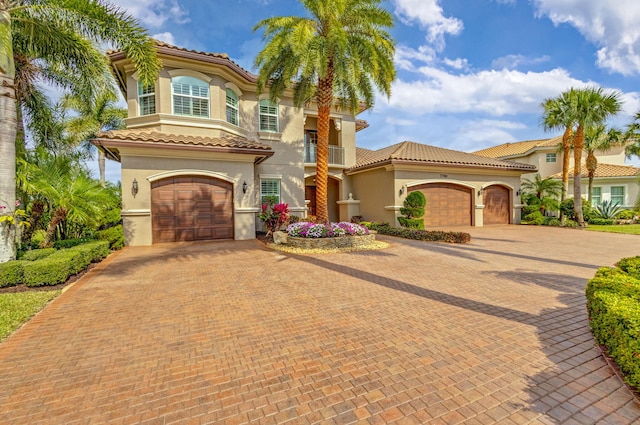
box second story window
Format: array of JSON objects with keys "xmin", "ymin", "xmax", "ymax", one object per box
[
  {"xmin": 226, "ymin": 89, "xmax": 239, "ymax": 126},
  {"xmin": 546, "ymin": 153, "xmax": 557, "ymax": 163},
  {"xmin": 171, "ymin": 76, "xmax": 209, "ymax": 118},
  {"xmin": 138, "ymin": 81, "xmax": 156, "ymax": 116},
  {"xmin": 259, "ymin": 99, "xmax": 278, "ymax": 132}
]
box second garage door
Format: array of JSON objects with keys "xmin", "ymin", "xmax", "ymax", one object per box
[
  {"xmin": 412, "ymin": 183, "xmax": 472, "ymax": 227},
  {"xmin": 151, "ymin": 176, "xmax": 234, "ymax": 243},
  {"xmin": 483, "ymin": 185, "xmax": 510, "ymax": 225}
]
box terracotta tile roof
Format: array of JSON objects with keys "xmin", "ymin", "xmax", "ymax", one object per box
[
  {"xmin": 94, "ymin": 130, "xmax": 271, "ymax": 150},
  {"xmin": 550, "ymin": 163, "xmax": 640, "ymax": 179},
  {"xmin": 473, "ymin": 136, "xmax": 563, "ymax": 158},
  {"xmin": 350, "ymin": 141, "xmax": 536, "ymax": 172},
  {"xmin": 355, "ymin": 119, "xmax": 369, "ymax": 132}
]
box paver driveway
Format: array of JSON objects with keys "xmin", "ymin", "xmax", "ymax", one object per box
[{"xmin": 1, "ymin": 226, "xmax": 639, "ymax": 424}]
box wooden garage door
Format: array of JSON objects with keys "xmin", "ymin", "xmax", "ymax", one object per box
[
  {"xmin": 483, "ymin": 185, "xmax": 510, "ymax": 225},
  {"xmin": 151, "ymin": 176, "xmax": 233, "ymax": 243},
  {"xmin": 412, "ymin": 183, "xmax": 472, "ymax": 227}
]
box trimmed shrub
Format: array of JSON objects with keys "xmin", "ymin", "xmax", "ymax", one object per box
[
  {"xmin": 19, "ymin": 248, "xmax": 56, "ymax": 261},
  {"xmin": 587, "ymin": 258, "xmax": 640, "ymax": 388},
  {"xmin": 543, "ymin": 217, "xmax": 561, "ymax": 226},
  {"xmin": 523, "ymin": 211, "xmax": 544, "ymax": 225},
  {"xmin": 375, "ymin": 224, "xmax": 470, "ymax": 244},
  {"xmin": 399, "ymin": 191, "xmax": 426, "ymax": 230},
  {"xmin": 617, "ymin": 210, "xmax": 637, "ymax": 220},
  {"xmin": 96, "ymin": 225, "xmax": 124, "ymax": 250},
  {"xmin": 0, "ymin": 261, "xmax": 26, "ymax": 288},
  {"xmin": 588, "ymin": 218, "xmax": 615, "ymax": 226},
  {"xmin": 521, "ymin": 204, "xmax": 540, "ymax": 217},
  {"xmin": 53, "ymin": 238, "xmax": 92, "ymax": 250}
]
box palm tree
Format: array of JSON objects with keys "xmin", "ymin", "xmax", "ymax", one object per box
[
  {"xmin": 64, "ymin": 89, "xmax": 126, "ymax": 184},
  {"xmin": 584, "ymin": 125, "xmax": 623, "ymax": 204},
  {"xmin": 254, "ymin": 0, "xmax": 396, "ymax": 223},
  {"xmin": 541, "ymin": 89, "xmax": 577, "ymax": 222},
  {"xmin": 521, "ymin": 173, "xmax": 563, "ymax": 215},
  {"xmin": 625, "ymin": 111, "xmax": 640, "ymax": 159},
  {"xmin": 571, "ymin": 88, "xmax": 622, "ymax": 225},
  {"xmin": 0, "ymin": 0, "xmax": 160, "ymax": 262}
]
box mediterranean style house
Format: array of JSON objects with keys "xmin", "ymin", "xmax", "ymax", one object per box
[
  {"xmin": 474, "ymin": 138, "xmax": 640, "ymax": 209},
  {"xmin": 93, "ymin": 42, "xmax": 535, "ymax": 246}
]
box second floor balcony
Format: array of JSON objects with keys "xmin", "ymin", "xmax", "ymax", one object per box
[{"xmin": 304, "ymin": 141, "xmax": 345, "ymax": 166}]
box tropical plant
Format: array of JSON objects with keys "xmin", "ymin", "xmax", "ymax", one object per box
[
  {"xmin": 521, "ymin": 174, "xmax": 563, "ymax": 215},
  {"xmin": 258, "ymin": 202, "xmax": 290, "ymax": 236},
  {"xmin": 625, "ymin": 111, "xmax": 640, "ymax": 159},
  {"xmin": 594, "ymin": 200, "xmax": 624, "ymax": 220},
  {"xmin": 0, "ymin": 0, "xmax": 160, "ymax": 263},
  {"xmin": 571, "ymin": 88, "xmax": 622, "ymax": 225},
  {"xmin": 398, "ymin": 191, "xmax": 426, "ymax": 229},
  {"xmin": 541, "ymin": 88, "xmax": 577, "ymax": 221},
  {"xmin": 584, "ymin": 125, "xmax": 623, "ymax": 204},
  {"xmin": 254, "ymin": 0, "xmax": 396, "ymax": 223}
]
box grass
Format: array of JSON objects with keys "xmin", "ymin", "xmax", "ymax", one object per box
[
  {"xmin": 0, "ymin": 291, "xmax": 61, "ymax": 341},
  {"xmin": 586, "ymin": 224, "xmax": 640, "ymax": 235}
]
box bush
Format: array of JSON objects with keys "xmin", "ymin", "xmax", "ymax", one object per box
[
  {"xmin": 397, "ymin": 217, "xmax": 424, "ymax": 229},
  {"xmin": 0, "ymin": 261, "xmax": 26, "ymax": 288},
  {"xmin": 543, "ymin": 217, "xmax": 561, "ymax": 226},
  {"xmin": 29, "ymin": 230, "xmax": 45, "ymax": 250},
  {"xmin": 521, "ymin": 204, "xmax": 540, "ymax": 217},
  {"xmin": 523, "ymin": 211, "xmax": 545, "ymax": 225},
  {"xmin": 399, "ymin": 191, "xmax": 426, "ymax": 230},
  {"xmin": 375, "ymin": 224, "xmax": 470, "ymax": 244},
  {"xmin": 96, "ymin": 225, "xmax": 124, "ymax": 250},
  {"xmin": 587, "ymin": 257, "xmax": 640, "ymax": 388},
  {"xmin": 617, "ymin": 210, "xmax": 637, "ymax": 220},
  {"xmin": 560, "ymin": 198, "xmax": 592, "ymax": 221},
  {"xmin": 19, "ymin": 248, "xmax": 56, "ymax": 261},
  {"xmin": 588, "ymin": 218, "xmax": 615, "ymax": 226},
  {"xmin": 53, "ymin": 238, "xmax": 92, "ymax": 250}
]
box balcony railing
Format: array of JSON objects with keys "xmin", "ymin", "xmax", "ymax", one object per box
[{"xmin": 304, "ymin": 141, "xmax": 345, "ymax": 166}]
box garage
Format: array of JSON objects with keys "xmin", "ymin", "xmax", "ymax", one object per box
[
  {"xmin": 151, "ymin": 176, "xmax": 233, "ymax": 243},
  {"xmin": 483, "ymin": 185, "xmax": 510, "ymax": 225},
  {"xmin": 412, "ymin": 183, "xmax": 472, "ymax": 227}
]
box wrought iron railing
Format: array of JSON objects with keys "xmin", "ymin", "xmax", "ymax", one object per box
[{"xmin": 304, "ymin": 141, "xmax": 344, "ymax": 166}]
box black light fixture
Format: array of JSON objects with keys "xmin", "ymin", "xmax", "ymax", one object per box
[
  {"xmin": 516, "ymin": 189, "xmax": 521, "ymax": 196},
  {"xmin": 131, "ymin": 178, "xmax": 139, "ymax": 198},
  {"xmin": 477, "ymin": 188, "xmax": 483, "ymax": 196},
  {"xmin": 242, "ymin": 181, "xmax": 248, "ymax": 194}
]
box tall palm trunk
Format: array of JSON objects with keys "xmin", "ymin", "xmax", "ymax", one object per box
[
  {"xmin": 573, "ymin": 125, "xmax": 585, "ymax": 225},
  {"xmin": 0, "ymin": 8, "xmax": 17, "ymax": 263},
  {"xmin": 560, "ymin": 127, "xmax": 572, "ymax": 223},
  {"xmin": 586, "ymin": 151, "xmax": 597, "ymax": 205},
  {"xmin": 315, "ymin": 64, "xmax": 334, "ymax": 224},
  {"xmin": 42, "ymin": 206, "xmax": 68, "ymax": 248},
  {"xmin": 98, "ymin": 149, "xmax": 106, "ymax": 184}
]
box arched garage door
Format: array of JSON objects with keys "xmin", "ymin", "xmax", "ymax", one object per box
[
  {"xmin": 411, "ymin": 183, "xmax": 472, "ymax": 227},
  {"xmin": 483, "ymin": 185, "xmax": 510, "ymax": 225},
  {"xmin": 151, "ymin": 176, "xmax": 234, "ymax": 243}
]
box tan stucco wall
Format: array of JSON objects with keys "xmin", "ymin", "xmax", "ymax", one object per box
[
  {"xmin": 119, "ymin": 147, "xmax": 258, "ymax": 246},
  {"xmin": 565, "ymin": 177, "xmax": 640, "ymax": 209},
  {"xmin": 349, "ymin": 168, "xmax": 396, "ymax": 224}
]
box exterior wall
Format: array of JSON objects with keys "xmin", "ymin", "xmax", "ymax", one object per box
[
  {"xmin": 119, "ymin": 147, "xmax": 257, "ymax": 246},
  {"xmin": 565, "ymin": 177, "xmax": 639, "ymax": 209},
  {"xmin": 350, "ymin": 168, "xmax": 396, "ymax": 224}
]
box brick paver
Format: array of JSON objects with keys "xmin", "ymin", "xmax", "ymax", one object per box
[{"xmin": 0, "ymin": 225, "xmax": 639, "ymax": 424}]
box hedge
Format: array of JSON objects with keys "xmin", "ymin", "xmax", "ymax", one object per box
[
  {"xmin": 96, "ymin": 225, "xmax": 124, "ymax": 250},
  {"xmin": 0, "ymin": 261, "xmax": 27, "ymax": 288},
  {"xmin": 18, "ymin": 248, "xmax": 56, "ymax": 261},
  {"xmin": 361, "ymin": 222, "xmax": 471, "ymax": 244},
  {"xmin": 586, "ymin": 258, "xmax": 640, "ymax": 388}
]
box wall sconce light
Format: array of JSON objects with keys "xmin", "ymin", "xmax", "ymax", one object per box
[
  {"xmin": 477, "ymin": 188, "xmax": 483, "ymax": 197},
  {"xmin": 131, "ymin": 178, "xmax": 138, "ymax": 198},
  {"xmin": 516, "ymin": 189, "xmax": 521, "ymax": 196},
  {"xmin": 242, "ymin": 181, "xmax": 248, "ymax": 194},
  {"xmin": 399, "ymin": 185, "xmax": 405, "ymax": 196}
]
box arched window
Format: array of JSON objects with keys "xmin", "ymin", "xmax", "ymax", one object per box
[
  {"xmin": 226, "ymin": 88, "xmax": 239, "ymax": 125},
  {"xmin": 138, "ymin": 81, "xmax": 156, "ymax": 116},
  {"xmin": 259, "ymin": 99, "xmax": 278, "ymax": 132},
  {"xmin": 171, "ymin": 76, "xmax": 209, "ymax": 117}
]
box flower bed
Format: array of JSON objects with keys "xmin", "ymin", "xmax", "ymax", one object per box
[{"xmin": 282, "ymin": 221, "xmax": 375, "ymax": 249}]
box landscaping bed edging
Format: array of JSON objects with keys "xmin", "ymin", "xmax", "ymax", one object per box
[{"xmin": 285, "ymin": 233, "xmax": 376, "ymax": 249}]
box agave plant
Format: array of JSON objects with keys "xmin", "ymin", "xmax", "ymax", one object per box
[{"xmin": 594, "ymin": 199, "xmax": 624, "ymax": 219}]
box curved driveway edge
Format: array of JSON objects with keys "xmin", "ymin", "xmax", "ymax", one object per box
[{"xmin": 0, "ymin": 226, "xmax": 639, "ymax": 424}]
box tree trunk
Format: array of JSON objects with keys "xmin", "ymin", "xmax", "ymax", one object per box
[
  {"xmin": 314, "ymin": 64, "xmax": 334, "ymax": 224},
  {"xmin": 586, "ymin": 151, "xmax": 597, "ymax": 205},
  {"xmin": 0, "ymin": 9, "xmax": 17, "ymax": 263},
  {"xmin": 41, "ymin": 206, "xmax": 68, "ymax": 248},
  {"xmin": 560, "ymin": 126, "xmax": 573, "ymax": 223},
  {"xmin": 98, "ymin": 149, "xmax": 106, "ymax": 184},
  {"xmin": 573, "ymin": 125, "xmax": 585, "ymax": 225}
]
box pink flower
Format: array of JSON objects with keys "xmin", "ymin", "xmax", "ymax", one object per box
[{"xmin": 15, "ymin": 200, "xmax": 20, "ymax": 207}]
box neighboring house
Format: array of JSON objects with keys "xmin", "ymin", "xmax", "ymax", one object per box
[
  {"xmin": 94, "ymin": 42, "xmax": 536, "ymax": 246},
  {"xmin": 473, "ymin": 137, "xmax": 639, "ymax": 208}
]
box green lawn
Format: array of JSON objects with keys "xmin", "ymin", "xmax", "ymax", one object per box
[
  {"xmin": 586, "ymin": 224, "xmax": 640, "ymax": 235},
  {"xmin": 0, "ymin": 291, "xmax": 61, "ymax": 341}
]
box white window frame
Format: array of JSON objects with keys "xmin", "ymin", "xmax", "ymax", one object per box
[
  {"xmin": 138, "ymin": 81, "xmax": 156, "ymax": 116},
  {"xmin": 591, "ymin": 187, "xmax": 602, "ymax": 207},
  {"xmin": 546, "ymin": 153, "xmax": 557, "ymax": 163},
  {"xmin": 259, "ymin": 99, "xmax": 278, "ymax": 132},
  {"xmin": 260, "ymin": 178, "xmax": 281, "ymax": 204},
  {"xmin": 171, "ymin": 76, "xmax": 209, "ymax": 118},
  {"xmin": 610, "ymin": 186, "xmax": 625, "ymax": 206},
  {"xmin": 226, "ymin": 88, "xmax": 239, "ymax": 126}
]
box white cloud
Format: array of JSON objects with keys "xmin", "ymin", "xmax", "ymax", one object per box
[
  {"xmin": 385, "ymin": 117, "xmax": 417, "ymax": 126},
  {"xmin": 532, "ymin": 1, "xmax": 640, "ymax": 75},
  {"xmin": 151, "ymin": 32, "xmax": 176, "ymax": 45},
  {"xmin": 442, "ymin": 57, "xmax": 469, "ymax": 71},
  {"xmin": 109, "ymin": 0, "xmax": 189, "ymax": 28},
  {"xmin": 452, "ymin": 120, "xmax": 525, "ymax": 151},
  {"xmin": 490, "ymin": 54, "xmax": 551, "ymax": 70},
  {"xmin": 386, "ymin": 67, "xmax": 590, "ymax": 116},
  {"xmin": 394, "ymin": 45, "xmax": 437, "ymax": 71},
  {"xmin": 392, "ymin": 0, "xmax": 463, "ymax": 49}
]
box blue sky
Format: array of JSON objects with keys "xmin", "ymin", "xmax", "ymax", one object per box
[{"xmin": 100, "ymin": 0, "xmax": 640, "ymax": 180}]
